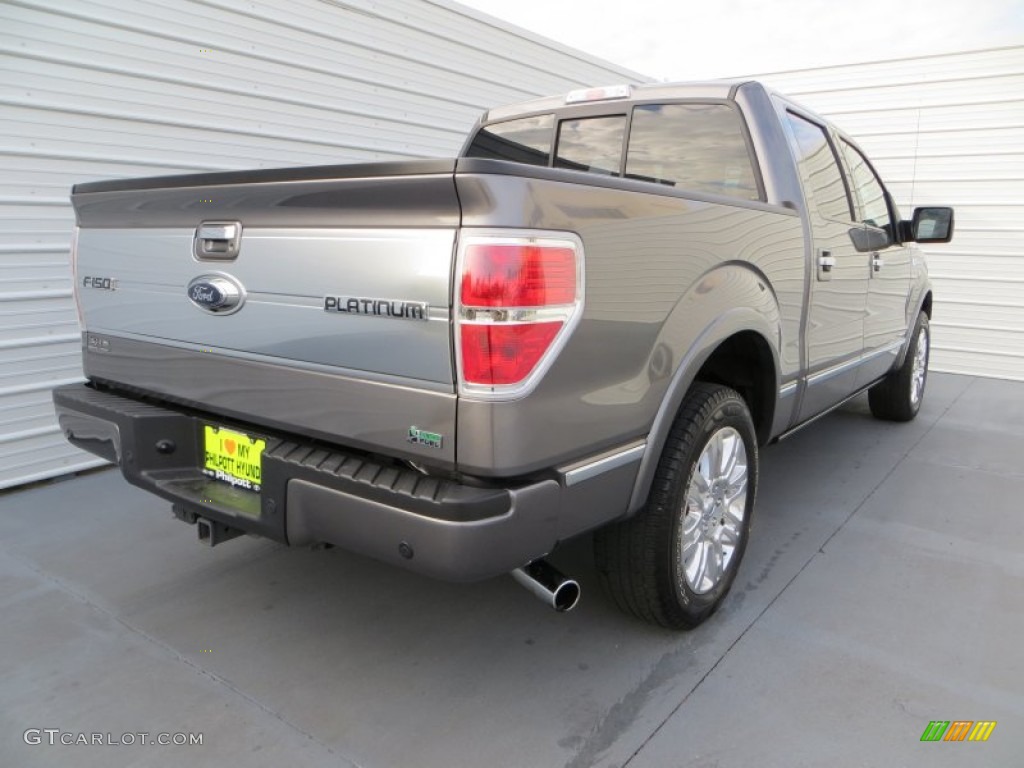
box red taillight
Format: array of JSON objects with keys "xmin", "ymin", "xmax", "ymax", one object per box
[
  {"xmin": 460, "ymin": 323, "xmax": 563, "ymax": 385},
  {"xmin": 461, "ymin": 244, "xmax": 576, "ymax": 307},
  {"xmin": 457, "ymin": 235, "xmax": 582, "ymax": 395}
]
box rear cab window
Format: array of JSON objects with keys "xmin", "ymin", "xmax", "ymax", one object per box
[
  {"xmin": 465, "ymin": 114, "xmax": 553, "ymax": 166},
  {"xmin": 555, "ymin": 116, "xmax": 626, "ymax": 176},
  {"xmin": 464, "ymin": 100, "xmax": 762, "ymax": 202},
  {"xmin": 625, "ymin": 104, "xmax": 760, "ymax": 200}
]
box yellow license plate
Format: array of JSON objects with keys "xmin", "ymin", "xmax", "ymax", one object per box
[{"xmin": 202, "ymin": 425, "xmax": 265, "ymax": 492}]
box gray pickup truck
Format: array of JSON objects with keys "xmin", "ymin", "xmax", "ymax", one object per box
[{"xmin": 54, "ymin": 80, "xmax": 953, "ymax": 628}]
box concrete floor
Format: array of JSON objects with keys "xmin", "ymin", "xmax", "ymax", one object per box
[{"xmin": 1, "ymin": 372, "xmax": 1021, "ymax": 767}]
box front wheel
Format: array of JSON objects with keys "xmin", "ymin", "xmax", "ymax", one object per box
[
  {"xmin": 869, "ymin": 311, "xmax": 930, "ymax": 422},
  {"xmin": 594, "ymin": 383, "xmax": 758, "ymax": 629}
]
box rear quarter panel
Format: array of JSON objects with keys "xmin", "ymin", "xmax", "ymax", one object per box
[{"xmin": 455, "ymin": 169, "xmax": 805, "ymax": 477}]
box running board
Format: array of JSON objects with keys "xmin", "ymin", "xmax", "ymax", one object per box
[{"xmin": 774, "ymin": 376, "xmax": 886, "ymax": 443}]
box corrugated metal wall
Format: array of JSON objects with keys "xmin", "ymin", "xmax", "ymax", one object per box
[
  {"xmin": 751, "ymin": 46, "xmax": 1024, "ymax": 381},
  {"xmin": 0, "ymin": 0, "xmax": 644, "ymax": 489}
]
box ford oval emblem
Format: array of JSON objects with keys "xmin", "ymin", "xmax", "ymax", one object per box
[{"xmin": 187, "ymin": 274, "xmax": 245, "ymax": 314}]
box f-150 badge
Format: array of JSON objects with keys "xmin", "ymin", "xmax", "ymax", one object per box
[{"xmin": 81, "ymin": 275, "xmax": 118, "ymax": 291}]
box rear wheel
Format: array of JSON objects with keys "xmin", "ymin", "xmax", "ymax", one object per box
[
  {"xmin": 594, "ymin": 383, "xmax": 757, "ymax": 629},
  {"xmin": 869, "ymin": 311, "xmax": 929, "ymax": 422}
]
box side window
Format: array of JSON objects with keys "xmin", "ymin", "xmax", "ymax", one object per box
[
  {"xmin": 783, "ymin": 112, "xmax": 854, "ymax": 221},
  {"xmin": 839, "ymin": 140, "xmax": 892, "ymax": 232},
  {"xmin": 625, "ymin": 103, "xmax": 760, "ymax": 201},
  {"xmin": 554, "ymin": 116, "xmax": 627, "ymax": 176},
  {"xmin": 465, "ymin": 114, "xmax": 553, "ymax": 166}
]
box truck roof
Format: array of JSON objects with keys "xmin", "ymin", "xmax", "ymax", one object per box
[{"xmin": 483, "ymin": 80, "xmax": 760, "ymax": 123}]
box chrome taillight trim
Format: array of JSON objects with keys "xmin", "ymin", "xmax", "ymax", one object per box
[{"xmin": 454, "ymin": 230, "xmax": 585, "ymax": 401}]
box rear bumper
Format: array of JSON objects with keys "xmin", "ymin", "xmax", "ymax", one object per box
[{"xmin": 53, "ymin": 383, "xmax": 641, "ymax": 581}]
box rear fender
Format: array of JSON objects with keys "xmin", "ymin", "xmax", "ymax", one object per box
[{"xmin": 627, "ymin": 264, "xmax": 781, "ymax": 515}]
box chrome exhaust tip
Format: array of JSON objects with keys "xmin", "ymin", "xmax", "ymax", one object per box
[{"xmin": 512, "ymin": 560, "xmax": 580, "ymax": 612}]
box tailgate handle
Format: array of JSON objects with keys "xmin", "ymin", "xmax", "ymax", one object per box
[{"xmin": 194, "ymin": 221, "xmax": 242, "ymax": 260}]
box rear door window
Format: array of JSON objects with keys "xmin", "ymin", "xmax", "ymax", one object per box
[
  {"xmin": 554, "ymin": 116, "xmax": 627, "ymax": 176},
  {"xmin": 783, "ymin": 112, "xmax": 855, "ymax": 221},
  {"xmin": 465, "ymin": 114, "xmax": 553, "ymax": 166},
  {"xmin": 625, "ymin": 103, "xmax": 760, "ymax": 200}
]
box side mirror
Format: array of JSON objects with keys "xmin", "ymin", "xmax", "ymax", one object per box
[
  {"xmin": 848, "ymin": 226, "xmax": 891, "ymax": 253},
  {"xmin": 908, "ymin": 207, "xmax": 954, "ymax": 243}
]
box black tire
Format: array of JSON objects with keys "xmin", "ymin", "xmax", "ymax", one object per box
[
  {"xmin": 869, "ymin": 311, "xmax": 930, "ymax": 422},
  {"xmin": 594, "ymin": 383, "xmax": 758, "ymax": 629}
]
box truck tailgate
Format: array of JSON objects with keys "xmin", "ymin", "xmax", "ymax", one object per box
[{"xmin": 71, "ymin": 161, "xmax": 460, "ymax": 465}]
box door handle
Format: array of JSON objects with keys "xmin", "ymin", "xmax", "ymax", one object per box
[{"xmin": 817, "ymin": 250, "xmax": 835, "ymax": 282}]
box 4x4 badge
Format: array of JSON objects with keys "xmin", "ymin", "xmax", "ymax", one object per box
[{"xmin": 408, "ymin": 426, "xmax": 443, "ymax": 449}]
